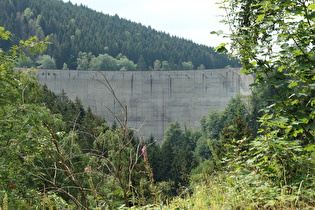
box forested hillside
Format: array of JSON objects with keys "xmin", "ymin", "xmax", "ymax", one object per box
[{"xmin": 0, "ymin": 0, "xmax": 239, "ymax": 70}]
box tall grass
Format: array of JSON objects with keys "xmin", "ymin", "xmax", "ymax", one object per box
[{"xmin": 164, "ymin": 171, "xmax": 315, "ymax": 210}]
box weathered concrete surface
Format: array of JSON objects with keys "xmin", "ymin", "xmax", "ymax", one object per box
[{"xmin": 35, "ymin": 68, "xmax": 253, "ymax": 141}]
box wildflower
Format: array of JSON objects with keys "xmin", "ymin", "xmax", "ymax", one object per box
[
  {"xmin": 84, "ymin": 168, "xmax": 92, "ymax": 173},
  {"xmin": 142, "ymin": 146, "xmax": 148, "ymax": 162},
  {"xmin": 141, "ymin": 146, "xmax": 147, "ymax": 158}
]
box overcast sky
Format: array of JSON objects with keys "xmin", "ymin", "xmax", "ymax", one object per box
[{"xmin": 63, "ymin": 0, "xmax": 229, "ymax": 47}]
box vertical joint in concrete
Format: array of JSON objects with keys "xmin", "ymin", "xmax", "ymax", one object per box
[
  {"xmin": 150, "ymin": 74, "xmax": 153, "ymax": 97},
  {"xmin": 168, "ymin": 74, "xmax": 172, "ymax": 98},
  {"xmin": 131, "ymin": 73, "xmax": 134, "ymax": 96}
]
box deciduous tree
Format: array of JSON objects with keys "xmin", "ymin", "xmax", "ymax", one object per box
[
  {"xmin": 213, "ymin": 0, "xmax": 315, "ymax": 206},
  {"xmin": 37, "ymin": 54, "xmax": 56, "ymax": 69}
]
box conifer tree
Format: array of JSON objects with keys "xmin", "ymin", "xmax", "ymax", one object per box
[{"xmin": 136, "ymin": 55, "xmax": 147, "ymax": 71}]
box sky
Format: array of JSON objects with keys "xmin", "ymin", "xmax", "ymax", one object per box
[{"xmin": 63, "ymin": 0, "xmax": 229, "ymax": 47}]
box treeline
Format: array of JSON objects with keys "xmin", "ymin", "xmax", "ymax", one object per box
[{"xmin": 0, "ymin": 0, "xmax": 240, "ymax": 70}]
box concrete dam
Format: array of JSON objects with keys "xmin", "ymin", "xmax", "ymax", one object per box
[{"xmin": 35, "ymin": 68, "xmax": 254, "ymax": 141}]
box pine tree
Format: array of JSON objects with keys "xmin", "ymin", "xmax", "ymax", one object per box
[{"xmin": 136, "ymin": 55, "xmax": 147, "ymax": 71}]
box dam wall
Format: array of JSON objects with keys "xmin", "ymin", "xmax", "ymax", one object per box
[{"xmin": 35, "ymin": 68, "xmax": 254, "ymax": 141}]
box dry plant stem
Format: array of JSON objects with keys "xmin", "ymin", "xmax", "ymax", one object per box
[
  {"xmin": 95, "ymin": 71, "xmax": 127, "ymax": 126},
  {"xmin": 96, "ymin": 71, "xmax": 137, "ymax": 207},
  {"xmin": 40, "ymin": 121, "xmax": 89, "ymax": 208},
  {"xmin": 95, "ymin": 71, "xmax": 159, "ymax": 206},
  {"xmin": 34, "ymin": 173, "xmax": 87, "ymax": 210}
]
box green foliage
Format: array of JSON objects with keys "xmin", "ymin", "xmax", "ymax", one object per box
[
  {"xmin": 0, "ymin": 28, "xmax": 154, "ymax": 209},
  {"xmin": 0, "ymin": 27, "xmax": 10, "ymax": 40},
  {"xmin": 197, "ymin": 64, "xmax": 206, "ymax": 70},
  {"xmin": 200, "ymin": 110, "xmax": 224, "ymax": 141},
  {"xmin": 41, "ymin": 87, "xmax": 107, "ymax": 151},
  {"xmin": 136, "ymin": 55, "xmax": 147, "ymax": 71},
  {"xmin": 15, "ymin": 56, "xmax": 35, "ymax": 68},
  {"xmin": 76, "ymin": 51, "xmax": 137, "ymax": 71},
  {"xmin": 194, "ymin": 137, "xmax": 212, "ymax": 162},
  {"xmin": 149, "ymin": 122, "xmax": 198, "ymax": 197},
  {"xmin": 0, "ymin": 28, "xmax": 66, "ymax": 208},
  {"xmin": 181, "ymin": 61, "xmax": 194, "ymax": 70},
  {"xmin": 216, "ymin": 116, "xmax": 252, "ymax": 165},
  {"xmin": 36, "ymin": 54, "xmax": 56, "ymax": 69},
  {"xmin": 161, "ymin": 60, "xmax": 170, "ymax": 71},
  {"xmin": 62, "ymin": 62, "xmax": 68, "ymax": 69},
  {"xmin": 172, "ymin": 0, "xmax": 315, "ymax": 208},
  {"xmin": 92, "ymin": 127, "xmax": 151, "ymax": 207},
  {"xmin": 162, "ymin": 1, "xmax": 315, "ymax": 208},
  {"xmin": 200, "ymin": 94, "xmax": 251, "ymax": 141},
  {"xmin": 117, "ymin": 53, "xmax": 137, "ymax": 71},
  {"xmin": 223, "ymin": 0, "xmax": 315, "ymax": 143},
  {"xmin": 179, "ymin": 170, "xmax": 315, "ymax": 209},
  {"xmin": 145, "ymin": 136, "xmax": 161, "ymax": 181},
  {"xmin": 89, "ymin": 53, "xmax": 118, "ymax": 71},
  {"xmin": 77, "ymin": 51, "xmax": 94, "ymax": 70},
  {"xmin": 153, "ymin": 59, "xmax": 161, "ymax": 71}
]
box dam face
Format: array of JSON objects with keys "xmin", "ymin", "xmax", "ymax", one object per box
[{"xmin": 35, "ymin": 68, "xmax": 253, "ymax": 141}]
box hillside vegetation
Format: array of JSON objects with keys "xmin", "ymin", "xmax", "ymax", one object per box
[
  {"xmin": 0, "ymin": 0, "xmax": 239, "ymax": 70},
  {"xmin": 1, "ymin": 0, "xmax": 315, "ymax": 209}
]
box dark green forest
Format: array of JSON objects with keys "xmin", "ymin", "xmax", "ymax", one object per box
[{"xmin": 0, "ymin": 0, "xmax": 239, "ymax": 70}]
